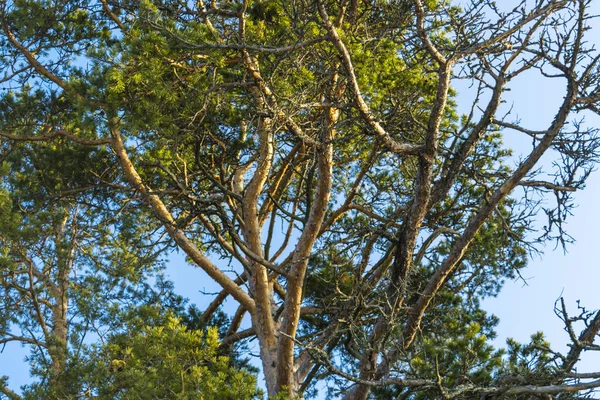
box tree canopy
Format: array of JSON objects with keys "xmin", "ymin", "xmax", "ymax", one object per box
[{"xmin": 1, "ymin": 0, "xmax": 600, "ymax": 399}]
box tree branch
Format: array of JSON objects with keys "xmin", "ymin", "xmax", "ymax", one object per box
[
  {"xmin": 109, "ymin": 122, "xmax": 256, "ymax": 314},
  {"xmin": 0, "ymin": 130, "xmax": 112, "ymax": 146}
]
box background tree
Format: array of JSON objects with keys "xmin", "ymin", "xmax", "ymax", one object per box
[
  {"xmin": 0, "ymin": 132, "xmax": 177, "ymax": 397},
  {"xmin": 85, "ymin": 310, "xmax": 261, "ymax": 400},
  {"xmin": 0, "ymin": 140, "xmax": 258, "ymax": 398},
  {"xmin": 1, "ymin": 0, "xmax": 600, "ymax": 399}
]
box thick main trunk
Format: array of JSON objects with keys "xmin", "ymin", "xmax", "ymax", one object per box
[
  {"xmin": 241, "ymin": 74, "xmax": 281, "ymax": 395},
  {"xmin": 274, "ymin": 81, "xmax": 337, "ymax": 396}
]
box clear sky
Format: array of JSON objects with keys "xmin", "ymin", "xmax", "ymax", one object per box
[
  {"xmin": 1, "ymin": 1, "xmax": 600, "ymax": 397},
  {"xmin": 479, "ymin": 43, "xmax": 600, "ymax": 375}
]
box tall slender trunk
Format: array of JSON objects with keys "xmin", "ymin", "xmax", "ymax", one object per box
[{"xmin": 48, "ymin": 211, "xmax": 75, "ymax": 397}]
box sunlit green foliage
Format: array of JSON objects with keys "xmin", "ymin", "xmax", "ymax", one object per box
[{"xmin": 88, "ymin": 314, "xmax": 261, "ymax": 400}]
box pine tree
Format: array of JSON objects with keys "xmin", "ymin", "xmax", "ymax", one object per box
[{"xmin": 1, "ymin": 1, "xmax": 600, "ymax": 398}]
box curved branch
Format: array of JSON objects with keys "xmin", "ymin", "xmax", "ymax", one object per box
[
  {"xmin": 0, "ymin": 18, "xmax": 67, "ymax": 88},
  {"xmin": 109, "ymin": 122, "xmax": 256, "ymax": 314},
  {"xmin": 317, "ymin": 0, "xmax": 422, "ymax": 157}
]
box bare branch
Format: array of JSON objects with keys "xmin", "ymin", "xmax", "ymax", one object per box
[{"xmin": 520, "ymin": 180, "xmax": 577, "ymax": 192}]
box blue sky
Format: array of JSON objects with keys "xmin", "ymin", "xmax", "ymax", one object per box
[{"xmin": 480, "ymin": 58, "xmax": 600, "ymax": 374}]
